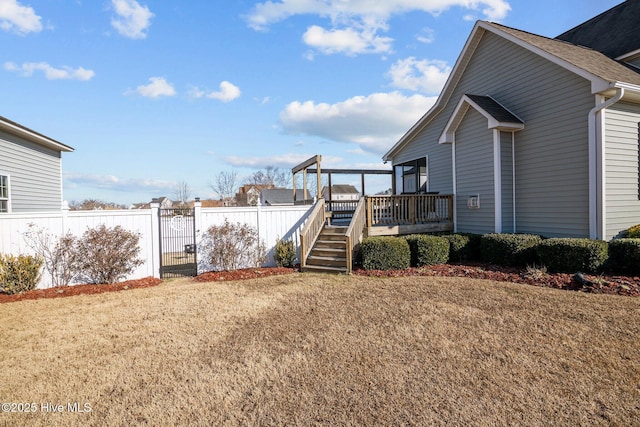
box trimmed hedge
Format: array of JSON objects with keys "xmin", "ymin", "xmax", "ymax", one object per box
[
  {"xmin": 480, "ymin": 234, "xmax": 542, "ymax": 267},
  {"xmin": 361, "ymin": 237, "xmax": 410, "ymax": 270},
  {"xmin": 608, "ymin": 239, "xmax": 640, "ymax": 275},
  {"xmin": 537, "ymin": 238, "xmax": 608, "ymax": 273},
  {"xmin": 627, "ymin": 224, "xmax": 640, "ymax": 238},
  {"xmin": 404, "ymin": 235, "xmax": 449, "ymax": 267},
  {"xmin": 441, "ymin": 233, "xmax": 481, "ymax": 262}
]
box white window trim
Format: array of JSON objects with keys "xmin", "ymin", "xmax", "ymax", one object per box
[{"xmin": 0, "ymin": 173, "xmax": 11, "ymax": 213}]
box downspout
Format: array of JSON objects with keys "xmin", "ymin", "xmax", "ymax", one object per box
[
  {"xmin": 512, "ymin": 131, "xmax": 516, "ymax": 233},
  {"xmin": 452, "ymin": 135, "xmax": 457, "ymax": 233},
  {"xmin": 493, "ymin": 129, "xmax": 502, "ymax": 233},
  {"xmin": 588, "ymin": 88, "xmax": 624, "ymax": 239}
]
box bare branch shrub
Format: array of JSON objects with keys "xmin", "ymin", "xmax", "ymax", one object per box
[
  {"xmin": 204, "ymin": 219, "xmax": 266, "ymax": 271},
  {"xmin": 24, "ymin": 224, "xmax": 79, "ymax": 288},
  {"xmin": 75, "ymin": 225, "xmax": 144, "ymax": 284}
]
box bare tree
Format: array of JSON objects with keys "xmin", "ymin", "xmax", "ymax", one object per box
[
  {"xmin": 210, "ymin": 170, "xmax": 238, "ymax": 204},
  {"xmin": 69, "ymin": 199, "xmax": 127, "ymax": 210},
  {"xmin": 174, "ymin": 180, "xmax": 192, "ymax": 208},
  {"xmin": 249, "ymin": 165, "xmax": 291, "ymax": 188}
]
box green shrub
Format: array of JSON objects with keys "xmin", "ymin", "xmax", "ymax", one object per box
[
  {"xmin": 441, "ymin": 233, "xmax": 481, "ymax": 262},
  {"xmin": 404, "ymin": 234, "xmax": 449, "ymax": 266},
  {"xmin": 74, "ymin": 225, "xmax": 144, "ymax": 284},
  {"xmin": 361, "ymin": 237, "xmax": 410, "ymax": 270},
  {"xmin": 274, "ymin": 238, "xmax": 296, "ymax": 268},
  {"xmin": 537, "ymin": 238, "xmax": 608, "ymax": 273},
  {"xmin": 0, "ymin": 254, "xmax": 43, "ymax": 294},
  {"xmin": 626, "ymin": 224, "xmax": 640, "ymax": 238},
  {"xmin": 608, "ymin": 239, "xmax": 640, "ymax": 275},
  {"xmin": 480, "ymin": 234, "xmax": 542, "ymax": 267}
]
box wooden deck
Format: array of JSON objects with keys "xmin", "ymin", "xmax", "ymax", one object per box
[
  {"xmin": 301, "ymin": 194, "xmax": 454, "ymax": 273},
  {"xmin": 365, "ymin": 194, "xmax": 454, "ymax": 236}
]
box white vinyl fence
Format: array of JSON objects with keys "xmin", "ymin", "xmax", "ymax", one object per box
[{"xmin": 0, "ymin": 202, "xmax": 313, "ymax": 288}]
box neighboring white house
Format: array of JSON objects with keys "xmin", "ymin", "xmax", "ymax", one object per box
[
  {"xmin": 321, "ymin": 185, "xmax": 360, "ymax": 202},
  {"xmin": 383, "ymin": 1, "xmax": 640, "ymax": 240},
  {"xmin": 0, "ymin": 116, "xmax": 74, "ymax": 213}
]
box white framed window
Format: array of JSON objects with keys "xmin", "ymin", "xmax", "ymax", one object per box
[{"xmin": 0, "ymin": 175, "xmax": 10, "ymax": 213}]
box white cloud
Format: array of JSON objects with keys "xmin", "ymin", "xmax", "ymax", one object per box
[
  {"xmin": 279, "ymin": 91, "xmax": 437, "ymax": 153},
  {"xmin": 4, "ymin": 61, "xmax": 95, "ymax": 80},
  {"xmin": 131, "ymin": 77, "xmax": 176, "ymax": 98},
  {"xmin": 191, "ymin": 81, "xmax": 241, "ymax": 102},
  {"xmin": 387, "ymin": 57, "xmax": 451, "ymax": 94},
  {"xmin": 0, "ymin": 0, "xmax": 42, "ymax": 35},
  {"xmin": 111, "ymin": 0, "xmax": 153, "ymax": 39},
  {"xmin": 416, "ymin": 27, "xmax": 435, "ymax": 44},
  {"xmin": 302, "ymin": 24, "xmax": 393, "ymax": 55},
  {"xmin": 64, "ymin": 172, "xmax": 176, "ymax": 194},
  {"xmin": 247, "ymin": 0, "xmax": 511, "ymax": 28},
  {"xmin": 246, "ymin": 0, "xmax": 511, "ymax": 55},
  {"xmin": 225, "ymin": 154, "xmax": 344, "ymax": 169}
]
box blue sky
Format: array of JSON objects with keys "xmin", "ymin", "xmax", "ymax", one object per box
[{"xmin": 0, "ymin": 0, "xmax": 623, "ymax": 205}]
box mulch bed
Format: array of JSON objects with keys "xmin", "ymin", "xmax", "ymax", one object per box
[
  {"xmin": 0, "ymin": 277, "xmax": 163, "ymax": 304},
  {"xmin": 193, "ymin": 267, "xmax": 295, "ymax": 283},
  {"xmin": 2, "ymin": 264, "xmax": 639, "ymax": 304},
  {"xmin": 354, "ymin": 262, "xmax": 640, "ymax": 297}
]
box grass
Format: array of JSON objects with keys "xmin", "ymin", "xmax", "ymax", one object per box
[{"xmin": 1, "ymin": 273, "xmax": 640, "ymax": 426}]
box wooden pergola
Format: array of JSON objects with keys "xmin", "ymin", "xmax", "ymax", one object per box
[
  {"xmin": 291, "ymin": 155, "xmax": 322, "ymax": 203},
  {"xmin": 291, "ymin": 155, "xmax": 393, "ymax": 203}
]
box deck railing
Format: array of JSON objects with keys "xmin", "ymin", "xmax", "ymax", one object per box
[
  {"xmin": 299, "ymin": 198, "xmax": 326, "ymax": 268},
  {"xmin": 366, "ymin": 194, "xmax": 454, "ymax": 227},
  {"xmin": 344, "ymin": 198, "xmax": 367, "ymax": 274}
]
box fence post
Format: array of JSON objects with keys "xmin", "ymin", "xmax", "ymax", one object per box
[
  {"xmin": 61, "ymin": 200, "xmax": 69, "ymax": 232},
  {"xmin": 150, "ymin": 202, "xmax": 161, "ymax": 279},
  {"xmin": 194, "ymin": 198, "xmax": 202, "ymax": 275}
]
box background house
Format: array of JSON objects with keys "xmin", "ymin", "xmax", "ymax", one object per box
[
  {"xmin": 260, "ymin": 189, "xmax": 305, "ymax": 206},
  {"xmin": 235, "ymin": 184, "xmax": 273, "ymax": 206},
  {"xmin": 321, "ymin": 184, "xmax": 360, "ymax": 202},
  {"xmin": 383, "ymin": 1, "xmax": 640, "ymax": 240},
  {"xmin": 0, "ymin": 116, "xmax": 73, "ymax": 213}
]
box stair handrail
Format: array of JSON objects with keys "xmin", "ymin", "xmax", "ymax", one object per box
[
  {"xmin": 300, "ymin": 198, "xmax": 326, "ymax": 269},
  {"xmin": 344, "ymin": 197, "xmax": 367, "ymax": 274}
]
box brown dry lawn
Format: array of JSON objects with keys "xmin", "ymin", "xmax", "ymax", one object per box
[{"xmin": 1, "ymin": 273, "xmax": 639, "ymax": 426}]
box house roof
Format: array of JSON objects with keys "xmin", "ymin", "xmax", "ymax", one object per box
[
  {"xmin": 260, "ymin": 189, "xmax": 305, "ymax": 205},
  {"xmin": 556, "ymin": 0, "xmax": 640, "ymax": 60},
  {"xmin": 322, "ymin": 184, "xmax": 359, "ymax": 194},
  {"xmin": 439, "ymin": 95, "xmax": 524, "ymax": 144},
  {"xmin": 383, "ymin": 15, "xmax": 640, "ymax": 161},
  {"xmin": 0, "ymin": 116, "xmax": 74, "ymax": 152},
  {"xmin": 487, "ymin": 22, "xmax": 640, "ymax": 88},
  {"xmin": 465, "ymin": 95, "xmax": 523, "ymax": 124}
]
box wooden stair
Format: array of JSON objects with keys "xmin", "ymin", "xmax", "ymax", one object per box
[{"xmin": 302, "ymin": 225, "xmax": 348, "ymax": 274}]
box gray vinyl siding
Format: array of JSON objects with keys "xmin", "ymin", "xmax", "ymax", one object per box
[
  {"xmin": 0, "ymin": 130, "xmax": 63, "ymax": 212},
  {"xmin": 455, "ymin": 108, "xmax": 494, "ymax": 234},
  {"xmin": 605, "ymin": 101, "xmax": 640, "ymax": 239},
  {"xmin": 391, "ymin": 30, "xmax": 593, "ymax": 237},
  {"xmin": 501, "ymin": 131, "xmax": 514, "ymax": 233}
]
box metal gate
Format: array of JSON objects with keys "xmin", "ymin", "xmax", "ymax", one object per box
[{"xmin": 158, "ymin": 207, "xmax": 197, "ymax": 278}]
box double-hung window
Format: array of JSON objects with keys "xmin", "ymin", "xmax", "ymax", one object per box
[{"xmin": 0, "ymin": 175, "xmax": 9, "ymax": 213}]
